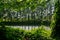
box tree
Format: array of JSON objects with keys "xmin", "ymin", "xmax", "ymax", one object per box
[
  {"xmin": 51, "ymin": 0, "xmax": 60, "ymax": 39},
  {"xmin": 0, "ymin": 0, "xmax": 53, "ymax": 26}
]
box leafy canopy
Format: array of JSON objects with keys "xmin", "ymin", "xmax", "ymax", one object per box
[{"xmin": 0, "ymin": 0, "xmax": 49, "ymax": 11}]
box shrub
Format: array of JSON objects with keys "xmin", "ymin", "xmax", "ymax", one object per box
[
  {"xmin": 50, "ymin": 0, "xmax": 60, "ymax": 39},
  {"xmin": 0, "ymin": 26, "xmax": 53, "ymax": 40}
]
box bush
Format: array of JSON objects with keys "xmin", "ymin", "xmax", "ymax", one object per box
[
  {"xmin": 50, "ymin": 0, "xmax": 60, "ymax": 39},
  {"xmin": 0, "ymin": 26, "xmax": 53, "ymax": 40}
]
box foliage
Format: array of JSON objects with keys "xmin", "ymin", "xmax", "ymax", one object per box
[
  {"xmin": 0, "ymin": 26, "xmax": 53, "ymax": 40},
  {"xmin": 0, "ymin": 0, "xmax": 56, "ymax": 40},
  {"xmin": 0, "ymin": 0, "xmax": 49, "ymax": 11},
  {"xmin": 51, "ymin": 0, "xmax": 60, "ymax": 39},
  {"xmin": 50, "ymin": 13, "xmax": 56, "ymax": 29},
  {"xmin": 0, "ymin": 0, "xmax": 53, "ymax": 27}
]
